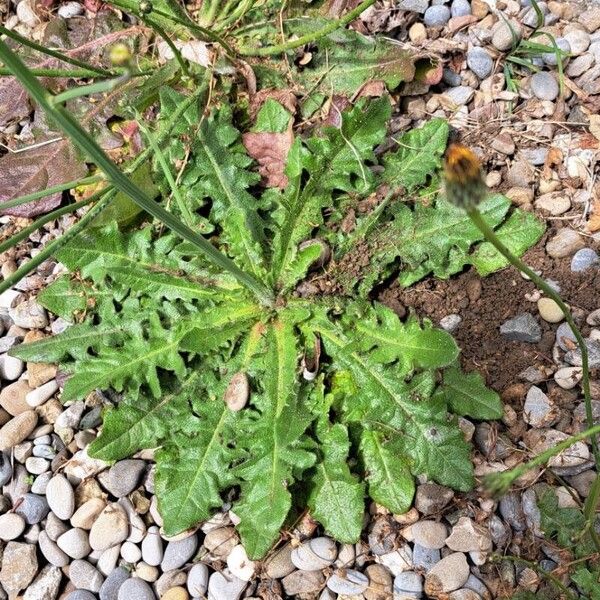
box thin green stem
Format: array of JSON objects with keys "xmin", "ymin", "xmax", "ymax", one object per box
[
  {"xmin": 0, "ymin": 196, "xmax": 98, "ymax": 258},
  {"xmin": 135, "ymin": 111, "xmax": 195, "ymax": 226},
  {"xmin": 237, "ymin": 0, "xmax": 376, "ymax": 56},
  {"xmin": 0, "ymin": 194, "xmax": 114, "ymax": 296},
  {"xmin": 489, "ymin": 554, "xmax": 576, "ymax": 600},
  {"xmin": 484, "ymin": 423, "xmax": 600, "ymax": 496},
  {"xmin": 467, "ymin": 207, "xmax": 597, "ymax": 464},
  {"xmin": 0, "ymin": 67, "xmax": 103, "ymax": 77},
  {"xmin": 199, "ymin": 0, "xmax": 222, "ymax": 27},
  {"xmin": 106, "ymin": 0, "xmax": 236, "ymax": 57},
  {"xmin": 0, "ymin": 38, "xmax": 274, "ymax": 307},
  {"xmin": 142, "ymin": 16, "xmax": 189, "ymax": 77},
  {"xmin": 470, "ymin": 204, "xmax": 600, "ymax": 554},
  {"xmin": 0, "ymin": 24, "xmax": 113, "ymax": 76},
  {"xmin": 0, "ymin": 175, "xmax": 104, "ymax": 212},
  {"xmin": 52, "ymin": 73, "xmax": 131, "ymax": 104}
]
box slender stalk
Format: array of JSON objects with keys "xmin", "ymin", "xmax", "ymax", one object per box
[
  {"xmin": 142, "ymin": 17, "xmax": 189, "ymax": 77},
  {"xmin": 52, "ymin": 73, "xmax": 131, "ymax": 104},
  {"xmin": 199, "ymin": 0, "xmax": 222, "ymax": 27},
  {"xmin": 0, "ymin": 195, "xmax": 102, "ymax": 258},
  {"xmin": 484, "ymin": 423, "xmax": 600, "ymax": 497},
  {"xmin": 0, "ymin": 194, "xmax": 114, "ymax": 295},
  {"xmin": 237, "ymin": 0, "xmax": 377, "ymax": 56},
  {"xmin": 467, "ymin": 207, "xmax": 597, "ymax": 464},
  {"xmin": 0, "ymin": 38, "xmax": 274, "ymax": 306},
  {"xmin": 489, "ymin": 554, "xmax": 576, "ymax": 600},
  {"xmin": 0, "ymin": 175, "xmax": 104, "ymax": 212},
  {"xmin": 135, "ymin": 111, "xmax": 195, "ymax": 226},
  {"xmin": 470, "ymin": 205, "xmax": 600, "ymax": 553},
  {"xmin": 0, "ymin": 67, "xmax": 105, "ymax": 77},
  {"xmin": 106, "ymin": 0, "xmax": 236, "ymax": 57},
  {"xmin": 0, "ymin": 24, "xmax": 113, "ymax": 76}
]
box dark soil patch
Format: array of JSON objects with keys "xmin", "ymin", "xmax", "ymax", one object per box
[{"xmin": 377, "ymin": 232, "xmax": 600, "ymax": 391}]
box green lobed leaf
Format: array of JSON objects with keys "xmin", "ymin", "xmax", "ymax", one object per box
[
  {"xmin": 437, "ymin": 366, "xmax": 503, "ymax": 420},
  {"xmin": 89, "ymin": 371, "xmax": 206, "ymax": 462},
  {"xmin": 359, "ymin": 429, "xmax": 415, "ymax": 515},
  {"xmin": 180, "ymin": 107, "xmax": 268, "ymax": 280},
  {"xmin": 285, "ymin": 19, "xmax": 415, "ymax": 94},
  {"xmin": 382, "ymin": 118, "xmax": 449, "ymax": 192},
  {"xmin": 36, "ymin": 276, "xmax": 93, "ymax": 322},
  {"xmin": 308, "ymin": 421, "xmax": 365, "ymax": 543},
  {"xmin": 272, "ymin": 97, "xmax": 391, "ymax": 290},
  {"xmin": 470, "ymin": 209, "xmax": 545, "ymax": 275},
  {"xmin": 253, "ymin": 99, "xmax": 292, "ymax": 133},
  {"xmin": 234, "ymin": 318, "xmax": 316, "ymax": 558},
  {"xmin": 313, "ymin": 311, "xmax": 474, "ymax": 493},
  {"xmin": 348, "ymin": 303, "xmax": 459, "ymax": 377}
]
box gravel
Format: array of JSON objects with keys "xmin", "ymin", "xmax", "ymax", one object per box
[
  {"xmin": 500, "ymin": 313, "xmax": 542, "ymax": 343},
  {"xmin": 571, "ymin": 248, "xmax": 599, "ymax": 272},
  {"xmin": 424, "ymin": 5, "xmax": 451, "ymax": 26},
  {"xmin": 466, "ymin": 47, "xmax": 493, "ymax": 78},
  {"xmin": 530, "ymin": 71, "xmax": 559, "ymax": 101}
]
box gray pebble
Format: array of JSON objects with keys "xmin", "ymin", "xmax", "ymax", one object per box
[
  {"xmin": 57, "ymin": 528, "xmax": 92, "ymax": 559},
  {"xmin": 466, "ymin": 47, "xmax": 493, "ymax": 79},
  {"xmin": 499, "ymin": 492, "xmax": 527, "ymax": 531},
  {"xmin": 565, "ymin": 339, "xmax": 600, "ymax": 369},
  {"xmin": 100, "ymin": 567, "xmax": 130, "ymax": 600},
  {"xmin": 327, "ymin": 569, "xmax": 369, "ymax": 595},
  {"xmin": 207, "ymin": 570, "xmax": 247, "ymax": 600},
  {"xmin": 439, "ymin": 314, "xmax": 461, "ymax": 333},
  {"xmin": 415, "ymin": 483, "xmax": 454, "ymax": 515},
  {"xmin": 32, "ymin": 444, "xmax": 55, "ymax": 459},
  {"xmin": 39, "ymin": 530, "xmax": 70, "ymax": 567},
  {"xmin": 141, "ymin": 526, "xmax": 163, "ymax": 566},
  {"xmin": 398, "ymin": 0, "xmax": 429, "ymax": 13},
  {"xmin": 24, "ymin": 564, "xmax": 62, "ymax": 600},
  {"xmin": 45, "ymin": 511, "xmax": 69, "ymax": 541},
  {"xmin": 15, "ymin": 492, "xmax": 50, "ymax": 524},
  {"xmin": 187, "ymin": 563, "xmax": 209, "ymax": 598},
  {"xmin": 26, "ymin": 456, "xmax": 49, "ymax": 474},
  {"xmin": 542, "ymin": 37, "xmax": 571, "ymax": 66},
  {"xmin": 530, "ymin": 71, "xmax": 559, "ymax": 101},
  {"xmin": 9, "ymin": 299, "xmax": 48, "ymax": 329},
  {"xmin": 412, "ymin": 543, "xmax": 440, "ymax": 571},
  {"xmin": 57, "ymin": 1, "xmax": 84, "ymax": 18},
  {"xmin": 571, "ymin": 248, "xmax": 599, "ymax": 272},
  {"xmin": 368, "ymin": 517, "xmax": 396, "ymax": 555},
  {"xmin": 46, "ymin": 474, "xmax": 75, "ymax": 520},
  {"xmin": 69, "ymin": 560, "xmax": 105, "ymax": 593},
  {"xmin": 523, "ymin": 386, "xmax": 556, "ymax": 428},
  {"xmin": 394, "ymin": 571, "xmax": 424, "ymax": 594},
  {"xmin": 451, "ymin": 0, "xmax": 471, "ymax": 17},
  {"xmin": 493, "ymin": 20, "xmax": 520, "ymax": 51},
  {"xmin": 556, "ymin": 321, "xmax": 577, "ymax": 351},
  {"xmin": 66, "ymin": 592, "xmax": 97, "ymax": 600},
  {"xmin": 117, "ymin": 578, "xmax": 156, "ymax": 600},
  {"xmin": 0, "ymin": 513, "xmax": 25, "ymax": 541},
  {"xmin": 106, "ymin": 460, "xmax": 146, "ymax": 498},
  {"xmin": 31, "ymin": 471, "xmax": 52, "ymax": 494},
  {"xmin": 444, "ymin": 85, "xmax": 475, "ymax": 105},
  {"xmin": 0, "ymin": 452, "xmax": 12, "ymax": 486},
  {"xmin": 424, "ymin": 5, "xmax": 451, "ymax": 26},
  {"xmin": 499, "ymin": 313, "xmax": 541, "ymax": 343},
  {"xmin": 80, "ymin": 406, "xmax": 103, "ymax": 430},
  {"xmin": 161, "ymin": 533, "xmax": 198, "ymax": 572},
  {"xmin": 442, "ymin": 68, "xmax": 462, "ymax": 87}
]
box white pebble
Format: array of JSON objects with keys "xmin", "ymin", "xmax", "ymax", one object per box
[
  {"xmin": 26, "ymin": 380, "xmax": 58, "ymax": 407},
  {"xmin": 0, "ymin": 513, "xmax": 26, "ymax": 540},
  {"xmin": 46, "ymin": 474, "xmax": 75, "ymax": 520},
  {"xmin": 0, "ymin": 354, "xmax": 24, "ymax": 380},
  {"xmin": 227, "ymin": 545, "xmax": 256, "ymax": 581},
  {"xmin": 25, "ymin": 456, "xmax": 49, "ymax": 474},
  {"xmin": 57, "ymin": 1, "xmax": 84, "ymax": 17},
  {"xmin": 121, "ymin": 541, "xmax": 142, "ymax": 563}
]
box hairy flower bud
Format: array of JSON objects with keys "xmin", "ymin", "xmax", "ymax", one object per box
[{"xmin": 443, "ymin": 143, "xmax": 488, "ymax": 209}]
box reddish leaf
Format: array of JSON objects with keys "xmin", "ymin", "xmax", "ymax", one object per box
[
  {"xmin": 242, "ymin": 129, "xmax": 294, "ymax": 189},
  {"xmin": 0, "ymin": 140, "xmax": 87, "ymax": 217},
  {"xmin": 0, "ymin": 78, "xmax": 32, "ymax": 128}
]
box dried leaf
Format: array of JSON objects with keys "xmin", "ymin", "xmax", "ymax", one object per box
[
  {"xmin": 0, "ymin": 78, "xmax": 31, "ymax": 128},
  {"xmin": 590, "ymin": 115, "xmax": 600, "ymax": 142},
  {"xmin": 0, "ymin": 140, "xmax": 87, "ymax": 217},
  {"xmin": 249, "ymin": 89, "xmax": 297, "ymax": 121},
  {"xmin": 242, "ymin": 129, "xmax": 294, "ymax": 189}
]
